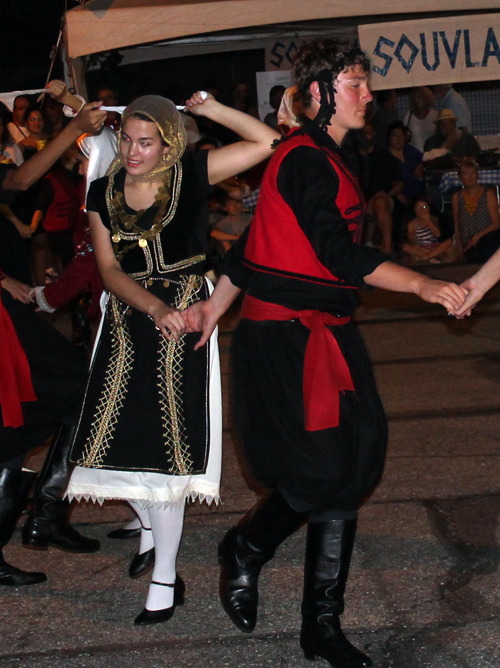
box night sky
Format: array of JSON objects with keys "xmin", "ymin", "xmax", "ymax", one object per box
[{"xmin": 0, "ymin": 1, "xmax": 76, "ymax": 92}]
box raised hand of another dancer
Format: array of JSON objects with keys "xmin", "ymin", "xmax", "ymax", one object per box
[
  {"xmin": 150, "ymin": 302, "xmax": 186, "ymax": 341},
  {"xmin": 414, "ymin": 277, "xmax": 466, "ymax": 313},
  {"xmin": 1, "ymin": 275, "xmax": 32, "ymax": 303}
]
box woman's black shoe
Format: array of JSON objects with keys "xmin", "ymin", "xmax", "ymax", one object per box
[
  {"xmin": 134, "ymin": 575, "xmax": 185, "ymax": 625},
  {"xmin": 129, "ymin": 547, "xmax": 155, "ymax": 578},
  {"xmin": 134, "ymin": 605, "xmax": 175, "ymax": 626},
  {"xmin": 108, "ymin": 527, "xmax": 141, "ymax": 540}
]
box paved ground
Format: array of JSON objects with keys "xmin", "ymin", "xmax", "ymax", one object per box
[{"xmin": 2, "ymin": 262, "xmax": 500, "ymax": 668}]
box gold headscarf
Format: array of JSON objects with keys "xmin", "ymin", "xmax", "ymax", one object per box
[{"xmin": 107, "ymin": 95, "xmax": 187, "ymax": 182}]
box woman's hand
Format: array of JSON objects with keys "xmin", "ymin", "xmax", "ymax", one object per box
[
  {"xmin": 184, "ymin": 91, "xmax": 215, "ymax": 117},
  {"xmin": 464, "ymin": 232, "xmax": 482, "ymax": 251},
  {"xmin": 150, "ymin": 302, "xmax": 186, "ymax": 341},
  {"xmin": 1, "ymin": 276, "xmax": 33, "ymax": 303},
  {"xmin": 451, "ymin": 277, "xmax": 481, "ymax": 318},
  {"xmin": 14, "ymin": 220, "xmax": 33, "ymax": 239}
]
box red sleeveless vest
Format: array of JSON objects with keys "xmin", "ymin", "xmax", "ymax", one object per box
[
  {"xmin": 244, "ymin": 131, "xmax": 364, "ymax": 287},
  {"xmin": 43, "ymin": 168, "xmax": 82, "ymax": 233}
]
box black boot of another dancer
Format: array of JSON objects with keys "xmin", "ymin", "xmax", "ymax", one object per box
[
  {"xmin": 22, "ymin": 423, "xmax": 100, "ymax": 553},
  {"xmin": 300, "ymin": 519, "xmax": 372, "ymax": 668},
  {"xmin": 0, "ymin": 468, "xmax": 47, "ymax": 587},
  {"xmin": 218, "ymin": 489, "xmax": 307, "ymax": 633}
]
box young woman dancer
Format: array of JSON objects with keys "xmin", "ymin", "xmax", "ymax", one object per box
[{"xmin": 66, "ymin": 93, "xmax": 278, "ymax": 625}]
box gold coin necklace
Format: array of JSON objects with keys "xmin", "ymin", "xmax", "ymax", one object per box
[{"xmin": 109, "ymin": 170, "xmax": 172, "ymax": 259}]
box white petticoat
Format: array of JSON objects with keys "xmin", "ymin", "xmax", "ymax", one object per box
[{"xmin": 65, "ymin": 282, "xmax": 222, "ymax": 509}]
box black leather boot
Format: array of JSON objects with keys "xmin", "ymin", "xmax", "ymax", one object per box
[
  {"xmin": 22, "ymin": 423, "xmax": 100, "ymax": 553},
  {"xmin": 300, "ymin": 519, "xmax": 372, "ymax": 668},
  {"xmin": 218, "ymin": 489, "xmax": 307, "ymax": 633},
  {"xmin": 0, "ymin": 468, "xmax": 47, "ymax": 587}
]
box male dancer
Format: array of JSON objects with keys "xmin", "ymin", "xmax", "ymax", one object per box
[{"xmin": 187, "ymin": 39, "xmax": 465, "ymax": 668}]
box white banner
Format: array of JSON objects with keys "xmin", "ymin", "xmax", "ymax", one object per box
[
  {"xmin": 359, "ymin": 14, "xmax": 500, "ymax": 90},
  {"xmin": 256, "ymin": 71, "xmax": 292, "ymax": 121}
]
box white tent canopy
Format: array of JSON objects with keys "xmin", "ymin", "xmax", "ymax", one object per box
[{"xmin": 64, "ymin": 0, "xmax": 500, "ymax": 59}]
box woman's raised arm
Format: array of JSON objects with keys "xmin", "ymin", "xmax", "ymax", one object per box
[{"xmin": 185, "ymin": 92, "xmax": 279, "ymax": 184}]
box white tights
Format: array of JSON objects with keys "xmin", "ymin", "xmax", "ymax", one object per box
[
  {"xmin": 129, "ymin": 503, "xmax": 186, "ymax": 611},
  {"xmin": 129, "ymin": 501, "xmax": 154, "ymax": 555}
]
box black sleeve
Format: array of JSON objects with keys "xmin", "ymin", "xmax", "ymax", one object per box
[
  {"xmin": 191, "ymin": 150, "xmax": 211, "ymax": 201},
  {"xmin": 220, "ymin": 225, "xmax": 252, "ymax": 289},
  {"xmin": 277, "ymin": 146, "xmax": 387, "ymax": 285},
  {"xmin": 87, "ymin": 177, "xmax": 111, "ymax": 229}
]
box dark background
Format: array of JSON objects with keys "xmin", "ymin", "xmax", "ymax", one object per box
[
  {"xmin": 0, "ymin": 0, "xmax": 264, "ymax": 108},
  {"xmin": 0, "ymin": 1, "xmax": 73, "ymax": 92}
]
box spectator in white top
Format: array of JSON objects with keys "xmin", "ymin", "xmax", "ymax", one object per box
[
  {"xmin": 433, "ymin": 84, "xmax": 472, "ymax": 133},
  {"xmin": 404, "ymin": 86, "xmax": 438, "ymax": 152},
  {"xmin": 7, "ymin": 95, "xmax": 30, "ymax": 144}
]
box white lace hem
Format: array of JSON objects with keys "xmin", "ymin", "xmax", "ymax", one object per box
[{"xmin": 66, "ymin": 481, "xmax": 220, "ymax": 510}]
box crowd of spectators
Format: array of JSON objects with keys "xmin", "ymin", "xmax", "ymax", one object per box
[
  {"xmin": 350, "ymin": 82, "xmax": 499, "ymax": 264},
  {"xmin": 1, "ymin": 74, "xmax": 499, "ymax": 355}
]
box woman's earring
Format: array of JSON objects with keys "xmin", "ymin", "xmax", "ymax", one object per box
[{"xmin": 162, "ymin": 154, "xmax": 168, "ymax": 164}]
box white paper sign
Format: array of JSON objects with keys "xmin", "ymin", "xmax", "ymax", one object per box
[
  {"xmin": 256, "ymin": 71, "xmax": 292, "ymax": 123},
  {"xmin": 359, "ymin": 14, "xmax": 500, "ymax": 90}
]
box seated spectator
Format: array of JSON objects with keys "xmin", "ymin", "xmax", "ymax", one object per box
[
  {"xmin": 42, "ymin": 94, "xmax": 66, "ymax": 137},
  {"xmin": 433, "ymin": 83, "xmax": 471, "ymax": 133},
  {"xmin": 387, "ymin": 121, "xmax": 424, "ymax": 206},
  {"xmin": 207, "ymin": 186, "xmax": 227, "ymax": 227},
  {"xmin": 0, "ymin": 107, "xmax": 23, "ymax": 166},
  {"xmin": 373, "ymin": 89, "xmax": 399, "ymax": 149},
  {"xmin": 423, "ymin": 109, "xmax": 480, "ymax": 160},
  {"xmin": 18, "ymin": 106, "xmax": 49, "ymax": 158},
  {"xmin": 404, "ymin": 86, "xmax": 438, "ymax": 152},
  {"xmin": 452, "ymin": 161, "xmax": 500, "ymax": 263},
  {"xmin": 210, "ymin": 187, "xmax": 252, "ymax": 255},
  {"xmin": 356, "ymin": 122, "xmax": 403, "ymax": 255},
  {"xmin": 263, "ymin": 85, "xmax": 286, "ymax": 129},
  {"xmin": 7, "ymin": 95, "xmax": 30, "ymax": 144},
  {"xmin": 402, "ymin": 196, "xmax": 453, "ymax": 263}
]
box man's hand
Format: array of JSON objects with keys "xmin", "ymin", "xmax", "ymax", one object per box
[
  {"xmin": 48, "ymin": 80, "xmax": 67, "ymax": 101},
  {"xmin": 183, "ymin": 300, "xmax": 219, "ymax": 350},
  {"xmin": 73, "ymin": 102, "xmax": 107, "ymax": 135},
  {"xmin": 415, "ymin": 277, "xmax": 467, "ymax": 313}
]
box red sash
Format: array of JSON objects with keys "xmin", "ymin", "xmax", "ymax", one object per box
[
  {"xmin": 240, "ymin": 295, "xmax": 355, "ymax": 431},
  {"xmin": 0, "ymin": 293, "xmax": 37, "ymax": 427}
]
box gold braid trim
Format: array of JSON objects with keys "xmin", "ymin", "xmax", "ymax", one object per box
[
  {"xmin": 158, "ymin": 275, "xmax": 204, "ymax": 475},
  {"xmin": 77, "ymin": 296, "xmax": 133, "ymax": 468}
]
